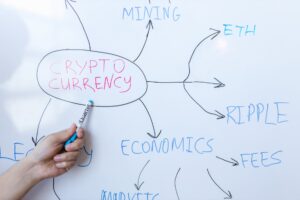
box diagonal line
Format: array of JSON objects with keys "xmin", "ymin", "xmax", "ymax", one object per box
[
  {"xmin": 134, "ymin": 21, "xmax": 152, "ymax": 62},
  {"xmin": 136, "ymin": 160, "xmax": 150, "ymax": 187},
  {"xmin": 184, "ymin": 31, "xmax": 220, "ymax": 82},
  {"xmin": 53, "ymin": 178, "xmax": 61, "ymax": 200},
  {"xmin": 35, "ymin": 98, "xmax": 52, "ymax": 145},
  {"xmin": 216, "ymin": 156, "xmax": 235, "ymax": 165},
  {"xmin": 207, "ymin": 169, "xmax": 230, "ymax": 197},
  {"xmin": 183, "ymin": 83, "xmax": 219, "ymax": 117},
  {"xmin": 66, "ymin": 0, "xmax": 91, "ymax": 50},
  {"xmin": 139, "ymin": 99, "xmax": 157, "ymax": 136}
]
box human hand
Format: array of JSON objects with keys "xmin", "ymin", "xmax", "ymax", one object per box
[{"xmin": 28, "ymin": 124, "xmax": 84, "ymax": 181}]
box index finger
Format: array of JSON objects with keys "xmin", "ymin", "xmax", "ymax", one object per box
[
  {"xmin": 76, "ymin": 128, "xmax": 84, "ymax": 139},
  {"xmin": 65, "ymin": 137, "xmax": 84, "ymax": 152}
]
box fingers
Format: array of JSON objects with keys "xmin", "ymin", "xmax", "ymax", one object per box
[
  {"xmin": 63, "ymin": 127, "xmax": 84, "ymax": 153},
  {"xmin": 47, "ymin": 124, "xmax": 85, "ymax": 147},
  {"xmin": 54, "ymin": 151, "xmax": 80, "ymax": 162},
  {"xmin": 54, "ymin": 151, "xmax": 80, "ymax": 170},
  {"xmin": 55, "ymin": 161, "xmax": 76, "ymax": 169},
  {"xmin": 53, "ymin": 123, "xmax": 77, "ymax": 143},
  {"xmin": 76, "ymin": 128, "xmax": 84, "ymax": 139},
  {"xmin": 65, "ymin": 131, "xmax": 84, "ymax": 151}
]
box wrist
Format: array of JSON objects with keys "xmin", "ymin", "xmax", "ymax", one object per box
[
  {"xmin": 0, "ymin": 155, "xmax": 43, "ymax": 200},
  {"xmin": 24, "ymin": 155, "xmax": 44, "ymax": 183}
]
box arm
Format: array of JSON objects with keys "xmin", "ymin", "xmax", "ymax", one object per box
[{"xmin": 0, "ymin": 124, "xmax": 84, "ymax": 200}]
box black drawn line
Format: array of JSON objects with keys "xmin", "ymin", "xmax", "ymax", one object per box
[
  {"xmin": 184, "ymin": 28, "xmax": 221, "ymax": 82},
  {"xmin": 134, "ymin": 160, "xmax": 151, "ymax": 190},
  {"xmin": 37, "ymin": 49, "xmax": 149, "ymax": 108},
  {"xmin": 53, "ymin": 178, "xmax": 61, "ymax": 200},
  {"xmin": 133, "ymin": 20, "xmax": 154, "ymax": 63},
  {"xmin": 147, "ymin": 77, "xmax": 225, "ymax": 88},
  {"xmin": 78, "ymin": 146, "xmax": 93, "ymax": 167},
  {"xmin": 32, "ymin": 98, "xmax": 52, "ymax": 146},
  {"xmin": 183, "ymin": 83, "xmax": 225, "ymax": 119},
  {"xmin": 65, "ymin": 0, "xmax": 91, "ymax": 50},
  {"xmin": 216, "ymin": 156, "xmax": 239, "ymax": 167},
  {"xmin": 174, "ymin": 168, "xmax": 182, "ymax": 200},
  {"xmin": 207, "ymin": 169, "xmax": 233, "ymax": 199},
  {"xmin": 177, "ymin": 28, "xmax": 225, "ymax": 120},
  {"xmin": 139, "ymin": 99, "xmax": 162, "ymax": 139},
  {"xmin": 64, "ymin": 0, "xmax": 76, "ymax": 8},
  {"xmin": 213, "ymin": 78, "xmax": 226, "ymax": 88}
]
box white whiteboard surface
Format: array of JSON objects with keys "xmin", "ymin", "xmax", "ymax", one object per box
[{"xmin": 0, "ymin": 0, "xmax": 299, "ymax": 199}]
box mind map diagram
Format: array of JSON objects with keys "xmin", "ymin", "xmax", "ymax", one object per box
[
  {"xmin": 0, "ymin": 0, "xmax": 290, "ymax": 199},
  {"xmin": 32, "ymin": 0, "xmax": 260, "ymax": 199},
  {"xmin": 33, "ymin": 1, "xmax": 235, "ymax": 199}
]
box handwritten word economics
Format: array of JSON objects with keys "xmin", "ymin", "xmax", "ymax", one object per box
[{"xmin": 121, "ymin": 136, "xmax": 214, "ymax": 156}]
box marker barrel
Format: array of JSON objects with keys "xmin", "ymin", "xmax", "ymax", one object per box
[{"xmin": 64, "ymin": 131, "xmax": 78, "ymax": 147}]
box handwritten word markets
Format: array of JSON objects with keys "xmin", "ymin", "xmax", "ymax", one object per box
[{"xmin": 101, "ymin": 190, "xmax": 159, "ymax": 200}]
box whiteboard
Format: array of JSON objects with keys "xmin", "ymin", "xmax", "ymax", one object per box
[{"xmin": 0, "ymin": 0, "xmax": 299, "ymax": 199}]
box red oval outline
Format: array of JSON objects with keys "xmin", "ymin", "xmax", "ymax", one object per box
[{"xmin": 37, "ymin": 49, "xmax": 149, "ymax": 107}]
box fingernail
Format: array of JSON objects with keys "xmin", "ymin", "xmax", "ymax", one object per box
[
  {"xmin": 73, "ymin": 123, "xmax": 77, "ymax": 128},
  {"xmin": 65, "ymin": 144, "xmax": 72, "ymax": 151},
  {"xmin": 69, "ymin": 123, "xmax": 75, "ymax": 130},
  {"xmin": 54, "ymin": 155, "xmax": 62, "ymax": 161}
]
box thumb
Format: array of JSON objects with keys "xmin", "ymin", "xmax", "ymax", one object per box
[{"xmin": 54, "ymin": 123, "xmax": 77, "ymax": 143}]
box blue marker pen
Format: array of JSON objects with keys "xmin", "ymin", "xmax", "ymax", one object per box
[{"xmin": 64, "ymin": 100, "xmax": 93, "ymax": 148}]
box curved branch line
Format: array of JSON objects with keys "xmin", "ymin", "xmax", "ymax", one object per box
[
  {"xmin": 66, "ymin": 0, "xmax": 92, "ymax": 50},
  {"xmin": 207, "ymin": 168, "xmax": 232, "ymax": 199},
  {"xmin": 65, "ymin": 0, "xmax": 76, "ymax": 8},
  {"xmin": 33, "ymin": 98, "xmax": 52, "ymax": 146},
  {"xmin": 133, "ymin": 31, "xmax": 150, "ymax": 62},
  {"xmin": 53, "ymin": 178, "xmax": 61, "ymax": 200},
  {"xmin": 134, "ymin": 160, "xmax": 151, "ymax": 190},
  {"xmin": 78, "ymin": 146, "xmax": 93, "ymax": 167},
  {"xmin": 133, "ymin": 20, "xmax": 153, "ymax": 63},
  {"xmin": 174, "ymin": 168, "xmax": 182, "ymax": 200},
  {"xmin": 184, "ymin": 29, "xmax": 220, "ymax": 82},
  {"xmin": 183, "ymin": 83, "xmax": 220, "ymax": 118},
  {"xmin": 139, "ymin": 99, "xmax": 158, "ymax": 137}
]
